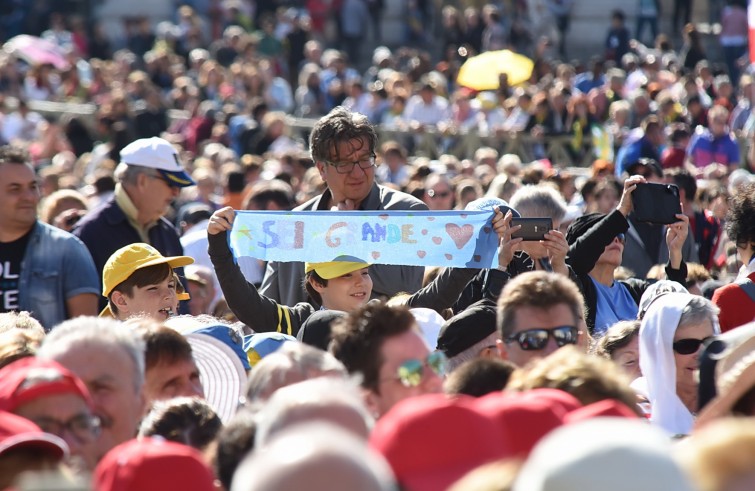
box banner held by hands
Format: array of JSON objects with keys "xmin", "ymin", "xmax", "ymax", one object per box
[{"xmin": 228, "ymin": 209, "xmax": 500, "ymax": 269}]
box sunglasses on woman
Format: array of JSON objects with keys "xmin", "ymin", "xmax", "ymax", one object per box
[
  {"xmin": 392, "ymin": 351, "xmax": 447, "ymax": 387},
  {"xmin": 672, "ymin": 337, "xmax": 713, "ymax": 355},
  {"xmin": 505, "ymin": 326, "xmax": 579, "ymax": 351}
]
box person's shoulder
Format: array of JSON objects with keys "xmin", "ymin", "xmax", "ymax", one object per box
[
  {"xmin": 378, "ymin": 185, "xmax": 427, "ymax": 210},
  {"xmin": 74, "ymin": 196, "xmax": 120, "ymax": 229}
]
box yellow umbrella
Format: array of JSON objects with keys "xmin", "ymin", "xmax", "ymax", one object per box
[{"xmin": 456, "ymin": 49, "xmax": 534, "ymax": 91}]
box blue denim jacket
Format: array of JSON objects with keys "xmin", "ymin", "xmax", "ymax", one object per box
[{"xmin": 17, "ymin": 221, "xmax": 99, "ymax": 331}]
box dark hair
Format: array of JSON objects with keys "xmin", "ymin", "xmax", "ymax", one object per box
[
  {"xmin": 213, "ymin": 408, "xmax": 257, "ymax": 491},
  {"xmin": 138, "ymin": 397, "xmax": 221, "ymax": 450},
  {"xmin": 0, "ymin": 145, "xmax": 30, "ymax": 166},
  {"xmin": 329, "ymin": 303, "xmax": 416, "ymax": 391},
  {"xmin": 137, "ymin": 324, "xmax": 195, "ymax": 370},
  {"xmin": 726, "ymin": 182, "xmax": 755, "ymax": 247},
  {"xmin": 309, "ymin": 107, "xmax": 378, "ymax": 163},
  {"xmin": 304, "ymin": 270, "xmax": 327, "ymax": 308},
  {"xmin": 593, "ymin": 320, "xmax": 640, "ymax": 359},
  {"xmin": 611, "ymin": 9, "xmax": 625, "ymax": 22},
  {"xmin": 109, "ymin": 263, "xmax": 173, "ymax": 316},
  {"xmin": 443, "ymin": 358, "xmax": 516, "ymax": 397},
  {"xmin": 666, "ymin": 168, "xmax": 697, "ymax": 202}
]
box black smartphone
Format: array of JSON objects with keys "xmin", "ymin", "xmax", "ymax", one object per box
[
  {"xmin": 511, "ymin": 217, "xmax": 553, "ymax": 241},
  {"xmin": 632, "ymin": 183, "xmax": 682, "ymax": 224}
]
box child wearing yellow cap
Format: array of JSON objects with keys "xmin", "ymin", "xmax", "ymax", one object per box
[
  {"xmin": 207, "ymin": 207, "xmax": 376, "ymax": 336},
  {"xmin": 101, "ymin": 243, "xmax": 194, "ymax": 321}
]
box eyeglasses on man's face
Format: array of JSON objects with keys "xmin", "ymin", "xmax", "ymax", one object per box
[
  {"xmin": 505, "ymin": 325, "xmax": 579, "ymax": 351},
  {"xmin": 385, "ymin": 351, "xmax": 447, "ymax": 388},
  {"xmin": 32, "ymin": 413, "xmax": 102, "ymax": 443},
  {"xmin": 323, "ymin": 154, "xmax": 376, "ymax": 174}
]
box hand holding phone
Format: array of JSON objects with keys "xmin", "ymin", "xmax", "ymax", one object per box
[
  {"xmin": 632, "ymin": 183, "xmax": 682, "ymax": 224},
  {"xmin": 510, "ymin": 217, "xmax": 553, "ymax": 241}
]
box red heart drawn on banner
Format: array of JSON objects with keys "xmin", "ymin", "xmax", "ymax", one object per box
[
  {"xmin": 371, "ymin": 251, "xmax": 381, "ymax": 260},
  {"xmin": 445, "ymin": 223, "xmax": 474, "ymax": 249},
  {"xmin": 417, "ymin": 250, "xmax": 427, "ymax": 258},
  {"xmin": 432, "ymin": 237, "xmax": 442, "ymax": 245}
]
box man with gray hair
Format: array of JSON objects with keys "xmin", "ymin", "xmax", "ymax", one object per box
[
  {"xmin": 37, "ymin": 316, "xmax": 147, "ymax": 462},
  {"xmin": 507, "ymin": 184, "xmax": 570, "ymax": 276},
  {"xmin": 244, "ymin": 342, "xmax": 348, "ymax": 403},
  {"xmin": 231, "ymin": 422, "xmax": 397, "ymax": 491},
  {"xmin": 254, "ymin": 377, "xmax": 373, "ymax": 448},
  {"xmin": 73, "ymin": 137, "xmax": 195, "ymax": 309}
]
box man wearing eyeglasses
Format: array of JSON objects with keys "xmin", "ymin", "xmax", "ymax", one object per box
[
  {"xmin": 497, "ymin": 271, "xmax": 588, "ymax": 368},
  {"xmin": 330, "ymin": 302, "xmax": 443, "ymax": 418},
  {"xmin": 0, "ymin": 357, "xmax": 101, "ymax": 474},
  {"xmin": 73, "ymin": 137, "xmax": 196, "ymax": 311},
  {"xmin": 259, "ymin": 107, "xmax": 427, "ymax": 306}
]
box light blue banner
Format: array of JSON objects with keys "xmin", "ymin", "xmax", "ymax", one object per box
[{"xmin": 228, "ymin": 209, "xmax": 500, "ymax": 268}]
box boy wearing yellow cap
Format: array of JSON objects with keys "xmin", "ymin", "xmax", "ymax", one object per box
[
  {"xmin": 101, "ymin": 243, "xmax": 194, "ymax": 321},
  {"xmin": 207, "ymin": 207, "xmax": 373, "ymax": 336}
]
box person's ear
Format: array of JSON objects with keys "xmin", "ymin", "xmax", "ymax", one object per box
[
  {"xmin": 111, "ymin": 291, "xmax": 130, "ymax": 313},
  {"xmin": 362, "ymin": 387, "xmax": 382, "ymax": 420},
  {"xmin": 316, "ymin": 161, "xmax": 326, "ymax": 180},
  {"xmin": 308, "ymin": 276, "xmax": 327, "ymax": 294},
  {"xmin": 496, "ymin": 338, "xmax": 509, "ymax": 360}
]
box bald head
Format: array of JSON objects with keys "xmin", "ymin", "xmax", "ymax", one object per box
[{"xmin": 231, "ymin": 423, "xmax": 396, "ymax": 491}]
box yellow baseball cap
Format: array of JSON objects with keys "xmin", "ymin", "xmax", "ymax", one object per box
[
  {"xmin": 102, "ymin": 243, "xmax": 194, "ymax": 297},
  {"xmin": 304, "ymin": 255, "xmax": 370, "ymax": 280}
]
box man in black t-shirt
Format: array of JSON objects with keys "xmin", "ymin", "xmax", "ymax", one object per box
[{"xmin": 0, "ymin": 146, "xmax": 99, "ymax": 329}]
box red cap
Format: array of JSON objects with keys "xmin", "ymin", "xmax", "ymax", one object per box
[
  {"xmin": 369, "ymin": 394, "xmax": 506, "ymax": 491},
  {"xmin": 0, "ymin": 410, "xmax": 69, "ymax": 460},
  {"xmin": 94, "ymin": 438, "xmax": 216, "ymax": 491},
  {"xmin": 564, "ymin": 399, "xmax": 640, "ymax": 423},
  {"xmin": 0, "ymin": 357, "xmax": 93, "ymax": 412},
  {"xmin": 475, "ymin": 389, "xmax": 582, "ymax": 459}
]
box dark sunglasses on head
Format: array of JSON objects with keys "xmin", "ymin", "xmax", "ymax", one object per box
[
  {"xmin": 672, "ymin": 336, "xmax": 713, "ymax": 355},
  {"xmin": 395, "ymin": 351, "xmax": 447, "ymax": 387},
  {"xmin": 505, "ymin": 326, "xmax": 579, "ymax": 351}
]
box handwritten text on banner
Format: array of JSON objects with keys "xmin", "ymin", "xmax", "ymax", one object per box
[{"xmin": 229, "ymin": 210, "xmax": 500, "ymax": 268}]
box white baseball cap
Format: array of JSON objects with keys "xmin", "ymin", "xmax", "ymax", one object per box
[{"xmin": 120, "ymin": 137, "xmax": 196, "ymax": 187}]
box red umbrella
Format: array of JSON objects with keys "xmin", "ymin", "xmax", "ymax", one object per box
[{"xmin": 3, "ymin": 35, "xmax": 70, "ymax": 70}]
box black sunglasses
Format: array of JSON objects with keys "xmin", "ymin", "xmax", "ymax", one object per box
[
  {"xmin": 505, "ymin": 326, "xmax": 579, "ymax": 351},
  {"xmin": 672, "ymin": 337, "xmax": 713, "ymax": 355}
]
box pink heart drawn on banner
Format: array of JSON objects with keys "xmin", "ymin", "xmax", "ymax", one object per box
[
  {"xmin": 421, "ymin": 229, "xmax": 428, "ymax": 235},
  {"xmin": 445, "ymin": 223, "xmax": 474, "ymax": 250},
  {"xmin": 371, "ymin": 251, "xmax": 381, "ymax": 260},
  {"xmin": 378, "ymin": 214, "xmax": 389, "ymax": 221},
  {"xmin": 432, "ymin": 236, "xmax": 442, "ymax": 245},
  {"xmin": 417, "ymin": 250, "xmax": 427, "ymax": 258},
  {"xmin": 445, "ymin": 253, "xmax": 453, "ymax": 260}
]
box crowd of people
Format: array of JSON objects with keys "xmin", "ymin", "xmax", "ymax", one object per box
[{"xmin": 1, "ymin": 1, "xmax": 755, "ymax": 490}]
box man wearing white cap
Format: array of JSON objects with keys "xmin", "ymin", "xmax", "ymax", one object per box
[{"xmin": 73, "ymin": 137, "xmax": 195, "ymax": 310}]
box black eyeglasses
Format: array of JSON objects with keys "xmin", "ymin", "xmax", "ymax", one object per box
[
  {"xmin": 323, "ymin": 155, "xmax": 376, "ymax": 174},
  {"xmin": 672, "ymin": 336, "xmax": 713, "ymax": 355},
  {"xmin": 32, "ymin": 414, "xmax": 101, "ymax": 443},
  {"xmin": 505, "ymin": 326, "xmax": 579, "ymax": 351}
]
